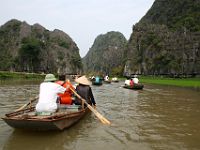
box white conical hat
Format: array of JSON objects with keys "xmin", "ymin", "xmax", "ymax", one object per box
[{"xmin": 75, "ymin": 75, "xmax": 91, "ymax": 85}]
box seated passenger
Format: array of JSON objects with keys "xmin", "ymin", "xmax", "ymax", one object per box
[
  {"xmin": 133, "ymin": 75, "xmax": 139, "ymax": 84},
  {"xmin": 36, "ymin": 74, "xmax": 67, "ymax": 113},
  {"xmin": 74, "ymin": 76, "xmax": 96, "ymax": 107},
  {"xmin": 56, "ymin": 77, "xmax": 75, "ymax": 105},
  {"xmin": 130, "ymin": 78, "xmax": 134, "ymax": 87},
  {"xmin": 125, "ymin": 79, "xmax": 130, "ymax": 86}
]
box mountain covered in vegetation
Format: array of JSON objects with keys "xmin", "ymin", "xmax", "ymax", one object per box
[
  {"xmin": 82, "ymin": 31, "xmax": 127, "ymax": 76},
  {"xmin": 124, "ymin": 0, "xmax": 200, "ymax": 76},
  {"xmin": 0, "ymin": 19, "xmax": 82, "ymax": 74}
]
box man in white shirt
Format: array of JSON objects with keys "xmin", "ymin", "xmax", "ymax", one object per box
[
  {"xmin": 36, "ymin": 74, "xmax": 67, "ymax": 113},
  {"xmin": 133, "ymin": 75, "xmax": 139, "ymax": 84}
]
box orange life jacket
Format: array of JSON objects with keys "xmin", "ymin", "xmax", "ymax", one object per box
[{"xmin": 56, "ymin": 81, "xmax": 75, "ymax": 105}]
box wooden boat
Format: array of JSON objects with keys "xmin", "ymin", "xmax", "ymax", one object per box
[
  {"xmin": 2, "ymin": 105, "xmax": 89, "ymax": 131},
  {"xmin": 111, "ymin": 77, "xmax": 119, "ymax": 82},
  {"xmin": 104, "ymin": 80, "xmax": 111, "ymax": 84},
  {"xmin": 123, "ymin": 83, "xmax": 144, "ymax": 90},
  {"xmin": 92, "ymin": 76, "xmax": 103, "ymax": 86},
  {"xmin": 92, "ymin": 81, "xmax": 102, "ymax": 85}
]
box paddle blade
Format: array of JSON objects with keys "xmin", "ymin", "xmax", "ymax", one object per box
[{"xmin": 87, "ymin": 104, "xmax": 111, "ymax": 125}]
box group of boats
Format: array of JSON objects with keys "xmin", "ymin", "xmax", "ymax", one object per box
[
  {"xmin": 91, "ymin": 76, "xmax": 144, "ymax": 90},
  {"xmin": 91, "ymin": 76, "xmax": 119, "ymax": 85},
  {"xmin": 1, "ymin": 76, "xmax": 143, "ymax": 131}
]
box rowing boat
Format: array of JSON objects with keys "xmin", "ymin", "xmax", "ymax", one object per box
[
  {"xmin": 123, "ymin": 83, "xmax": 144, "ymax": 90},
  {"xmin": 2, "ymin": 105, "xmax": 89, "ymax": 131}
]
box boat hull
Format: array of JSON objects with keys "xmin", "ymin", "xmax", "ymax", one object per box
[
  {"xmin": 104, "ymin": 80, "xmax": 111, "ymax": 84},
  {"xmin": 92, "ymin": 81, "xmax": 102, "ymax": 85},
  {"xmin": 123, "ymin": 84, "xmax": 144, "ymax": 90},
  {"xmin": 2, "ymin": 107, "xmax": 89, "ymax": 131}
]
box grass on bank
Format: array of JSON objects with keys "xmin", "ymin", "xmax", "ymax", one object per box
[
  {"xmin": 0, "ymin": 71, "xmax": 45, "ymax": 80},
  {"xmin": 140, "ymin": 76, "xmax": 200, "ymax": 88}
]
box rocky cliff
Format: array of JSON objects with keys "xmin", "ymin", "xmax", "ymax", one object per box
[
  {"xmin": 0, "ymin": 19, "xmax": 82, "ymax": 74},
  {"xmin": 82, "ymin": 31, "xmax": 127, "ymax": 75},
  {"xmin": 125, "ymin": 0, "xmax": 200, "ymax": 76}
]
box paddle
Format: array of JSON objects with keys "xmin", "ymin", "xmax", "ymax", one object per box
[
  {"xmin": 15, "ymin": 96, "xmax": 39, "ymax": 111},
  {"xmin": 69, "ymin": 87, "xmax": 111, "ymax": 125}
]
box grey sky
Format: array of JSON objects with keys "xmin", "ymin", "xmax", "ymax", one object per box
[{"xmin": 0, "ymin": 0, "xmax": 155, "ymax": 57}]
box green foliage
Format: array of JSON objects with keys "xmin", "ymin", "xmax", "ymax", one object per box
[
  {"xmin": 70, "ymin": 55, "xmax": 82, "ymax": 69},
  {"xmin": 57, "ymin": 51, "xmax": 65, "ymax": 61},
  {"xmin": 111, "ymin": 66, "xmax": 124, "ymax": 76},
  {"xmin": 0, "ymin": 71, "xmax": 45, "ymax": 80},
  {"xmin": 141, "ymin": 0, "xmax": 200, "ymax": 32},
  {"xmin": 59, "ymin": 41, "xmax": 69, "ymax": 49},
  {"xmin": 0, "ymin": 52, "xmax": 14, "ymax": 70},
  {"xmin": 18, "ymin": 37, "xmax": 42, "ymax": 72}
]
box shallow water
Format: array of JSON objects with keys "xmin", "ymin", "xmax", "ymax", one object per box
[{"xmin": 0, "ymin": 81, "xmax": 200, "ymax": 150}]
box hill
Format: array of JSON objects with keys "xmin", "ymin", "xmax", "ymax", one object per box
[
  {"xmin": 0, "ymin": 19, "xmax": 82, "ymax": 74},
  {"xmin": 82, "ymin": 31, "xmax": 127, "ymax": 75},
  {"xmin": 124, "ymin": 0, "xmax": 200, "ymax": 77}
]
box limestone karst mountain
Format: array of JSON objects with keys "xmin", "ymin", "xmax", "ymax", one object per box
[
  {"xmin": 124, "ymin": 0, "xmax": 200, "ymax": 76},
  {"xmin": 82, "ymin": 31, "xmax": 127, "ymax": 75},
  {"xmin": 0, "ymin": 19, "xmax": 82, "ymax": 74}
]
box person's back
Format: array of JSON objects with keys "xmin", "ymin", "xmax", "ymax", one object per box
[
  {"xmin": 104, "ymin": 75, "xmax": 109, "ymax": 81},
  {"xmin": 125, "ymin": 79, "xmax": 130, "ymax": 86},
  {"xmin": 76, "ymin": 84, "xmax": 90, "ymax": 103},
  {"xmin": 36, "ymin": 74, "xmax": 66, "ymax": 113},
  {"xmin": 133, "ymin": 77, "xmax": 139, "ymax": 84},
  {"xmin": 95, "ymin": 76, "xmax": 100, "ymax": 83},
  {"xmin": 130, "ymin": 79, "xmax": 134, "ymax": 87},
  {"xmin": 74, "ymin": 76, "xmax": 96, "ymax": 106}
]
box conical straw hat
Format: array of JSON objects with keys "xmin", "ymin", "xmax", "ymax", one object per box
[{"xmin": 75, "ymin": 75, "xmax": 91, "ymax": 85}]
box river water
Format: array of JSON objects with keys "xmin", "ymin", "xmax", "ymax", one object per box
[{"xmin": 0, "ymin": 80, "xmax": 200, "ymax": 150}]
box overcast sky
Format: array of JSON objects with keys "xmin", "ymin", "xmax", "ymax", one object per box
[{"xmin": 1, "ymin": 0, "xmax": 155, "ymax": 57}]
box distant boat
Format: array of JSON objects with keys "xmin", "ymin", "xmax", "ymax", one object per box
[
  {"xmin": 111, "ymin": 77, "xmax": 119, "ymax": 82},
  {"xmin": 104, "ymin": 79, "xmax": 111, "ymax": 84},
  {"xmin": 2, "ymin": 105, "xmax": 89, "ymax": 131},
  {"xmin": 123, "ymin": 83, "xmax": 144, "ymax": 90},
  {"xmin": 92, "ymin": 76, "xmax": 103, "ymax": 85}
]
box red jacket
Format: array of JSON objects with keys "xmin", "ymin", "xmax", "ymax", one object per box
[{"xmin": 56, "ymin": 81, "xmax": 75, "ymax": 104}]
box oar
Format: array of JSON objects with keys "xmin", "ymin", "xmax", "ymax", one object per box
[
  {"xmin": 15, "ymin": 96, "xmax": 39, "ymax": 111},
  {"xmin": 70, "ymin": 87, "xmax": 111, "ymax": 125}
]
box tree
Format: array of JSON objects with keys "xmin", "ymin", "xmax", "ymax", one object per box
[{"xmin": 18, "ymin": 37, "xmax": 42, "ymax": 72}]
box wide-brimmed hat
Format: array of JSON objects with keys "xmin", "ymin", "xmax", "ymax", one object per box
[
  {"xmin": 44, "ymin": 74, "xmax": 57, "ymax": 82},
  {"xmin": 75, "ymin": 75, "xmax": 91, "ymax": 85}
]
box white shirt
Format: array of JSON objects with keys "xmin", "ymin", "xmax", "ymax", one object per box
[
  {"xmin": 125, "ymin": 80, "xmax": 130, "ymax": 86},
  {"xmin": 104, "ymin": 76, "xmax": 109, "ymax": 81},
  {"xmin": 133, "ymin": 77, "xmax": 139, "ymax": 84},
  {"xmin": 36, "ymin": 82, "xmax": 66, "ymax": 113}
]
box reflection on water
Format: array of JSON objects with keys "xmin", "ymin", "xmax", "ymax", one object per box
[{"xmin": 0, "ymin": 81, "xmax": 200, "ymax": 150}]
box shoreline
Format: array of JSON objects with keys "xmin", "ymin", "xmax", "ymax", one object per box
[{"xmin": 0, "ymin": 71, "xmax": 45, "ymax": 80}]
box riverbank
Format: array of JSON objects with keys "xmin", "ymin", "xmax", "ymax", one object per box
[
  {"xmin": 140, "ymin": 76, "xmax": 200, "ymax": 89},
  {"xmin": 0, "ymin": 71, "xmax": 45, "ymax": 80}
]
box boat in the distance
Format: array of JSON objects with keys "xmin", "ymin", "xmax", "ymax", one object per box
[
  {"xmin": 111, "ymin": 77, "xmax": 119, "ymax": 82},
  {"xmin": 92, "ymin": 76, "xmax": 103, "ymax": 85},
  {"xmin": 123, "ymin": 83, "xmax": 144, "ymax": 90}
]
